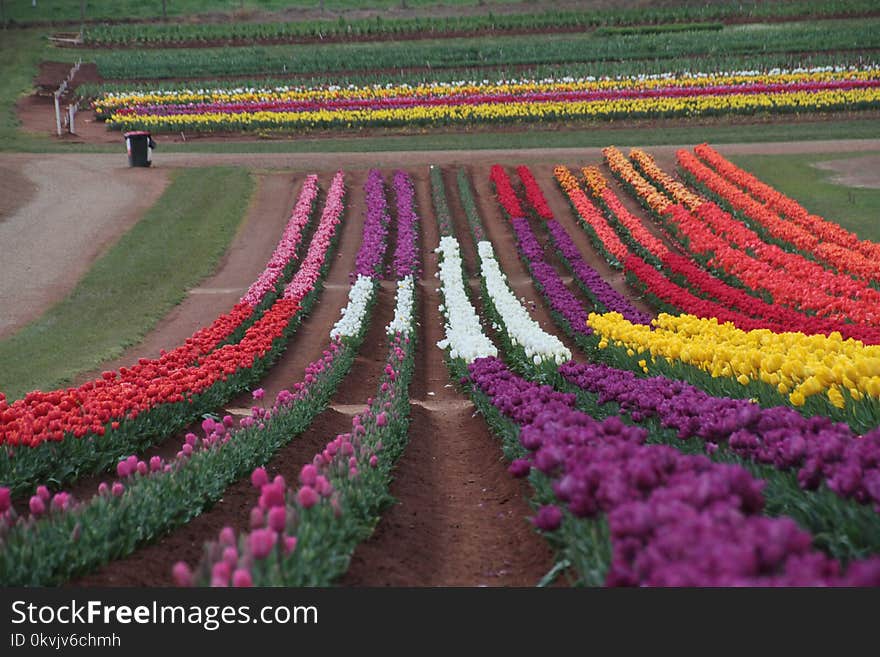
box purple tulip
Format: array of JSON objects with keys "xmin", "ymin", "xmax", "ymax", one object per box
[{"xmin": 534, "ymin": 505, "xmax": 563, "ymax": 531}]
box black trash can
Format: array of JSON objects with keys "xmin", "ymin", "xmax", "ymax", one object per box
[{"xmin": 123, "ymin": 131, "xmax": 156, "ymax": 167}]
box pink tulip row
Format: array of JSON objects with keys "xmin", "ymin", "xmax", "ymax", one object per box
[{"xmin": 241, "ymin": 175, "xmax": 318, "ymax": 306}]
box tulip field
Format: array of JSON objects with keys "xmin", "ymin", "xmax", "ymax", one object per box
[
  {"xmin": 3, "ymin": 142, "xmax": 880, "ymax": 588},
  {"xmin": 3, "ymin": 0, "xmax": 880, "ymax": 590}
]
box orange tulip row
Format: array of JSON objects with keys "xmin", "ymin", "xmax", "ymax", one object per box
[
  {"xmin": 693, "ymin": 144, "xmax": 880, "ymax": 263},
  {"xmin": 677, "ymin": 149, "xmax": 880, "ymax": 283}
]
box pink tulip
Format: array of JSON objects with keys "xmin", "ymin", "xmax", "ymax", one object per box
[
  {"xmin": 249, "ymin": 507, "xmax": 264, "ymax": 529},
  {"xmin": 98, "ymin": 482, "xmax": 109, "ymax": 496},
  {"xmin": 250, "ymin": 467, "xmax": 268, "ymax": 489},
  {"xmin": 36, "ymin": 485, "xmax": 51, "ymax": 502},
  {"xmin": 259, "ymin": 482, "xmax": 285, "ymax": 510},
  {"xmin": 248, "ymin": 529, "xmax": 276, "ymax": 560},
  {"xmin": 136, "ymin": 461, "xmax": 148, "ymax": 475},
  {"xmin": 376, "ymin": 412, "xmax": 387, "ymax": 427},
  {"xmin": 369, "ymin": 455, "xmax": 379, "ymax": 468},
  {"xmin": 299, "ymin": 464, "xmax": 317, "ymax": 487},
  {"xmin": 232, "ymin": 569, "xmax": 253, "ymax": 587},
  {"xmin": 297, "ymin": 486, "xmax": 318, "ymax": 509},
  {"xmin": 268, "ymin": 506, "xmax": 286, "ymax": 533},
  {"xmin": 29, "ymin": 496, "xmax": 46, "ymax": 516},
  {"xmin": 150, "ymin": 456, "xmax": 162, "ymax": 472},
  {"xmin": 172, "ymin": 562, "xmax": 193, "ymax": 586},
  {"xmin": 112, "ymin": 482, "xmax": 125, "ymax": 497},
  {"xmin": 222, "ymin": 547, "xmax": 239, "ymax": 566},
  {"xmin": 252, "ymin": 388, "xmax": 265, "ymax": 401},
  {"xmin": 283, "ymin": 536, "xmax": 298, "ymax": 555},
  {"xmin": 0, "ymin": 487, "xmax": 11, "ymax": 514},
  {"xmin": 219, "ymin": 526, "xmax": 236, "ymax": 546}
]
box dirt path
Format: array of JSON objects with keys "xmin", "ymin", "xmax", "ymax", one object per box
[
  {"xmin": 0, "ymin": 155, "xmax": 169, "ymax": 339},
  {"xmin": 813, "ymin": 154, "xmax": 880, "ymax": 189},
  {"xmin": 341, "ymin": 166, "xmax": 556, "ymax": 587}
]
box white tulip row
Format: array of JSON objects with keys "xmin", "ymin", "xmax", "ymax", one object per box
[
  {"xmin": 330, "ymin": 274, "xmax": 375, "ymax": 339},
  {"xmin": 107, "ymin": 65, "xmax": 880, "ymax": 100},
  {"xmin": 477, "ymin": 241, "xmax": 571, "ymax": 366},
  {"xmin": 434, "ymin": 236, "xmax": 497, "ymax": 362},
  {"xmin": 386, "ymin": 275, "xmax": 416, "ymax": 336}
]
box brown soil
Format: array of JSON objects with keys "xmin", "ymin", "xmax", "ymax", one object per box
[{"xmin": 0, "ymin": 165, "xmax": 37, "ymax": 222}]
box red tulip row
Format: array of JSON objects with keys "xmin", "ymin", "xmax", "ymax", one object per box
[
  {"xmin": 562, "ymin": 162, "xmax": 880, "ymax": 342},
  {"xmin": 693, "ymin": 143, "xmax": 880, "ymax": 263},
  {"xmin": 677, "ymin": 148, "xmax": 880, "ymax": 283}
]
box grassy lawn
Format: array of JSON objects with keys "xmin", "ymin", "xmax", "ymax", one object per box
[
  {"xmin": 729, "ymin": 151, "xmax": 880, "ymax": 242},
  {"xmin": 0, "ymin": 166, "xmax": 253, "ymax": 400},
  {"xmin": 150, "ymin": 118, "xmax": 880, "ymax": 153}
]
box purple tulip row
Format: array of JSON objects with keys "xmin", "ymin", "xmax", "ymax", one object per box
[
  {"xmin": 466, "ymin": 356, "xmax": 880, "ymax": 586},
  {"xmin": 509, "ymin": 217, "xmax": 591, "ymax": 336},
  {"xmin": 355, "ymin": 169, "xmax": 391, "ymax": 278},
  {"xmin": 558, "ymin": 361, "xmax": 880, "ymax": 512},
  {"xmin": 542, "ymin": 211, "xmax": 653, "ymax": 325},
  {"xmin": 391, "ymin": 170, "xmax": 420, "ymax": 279}
]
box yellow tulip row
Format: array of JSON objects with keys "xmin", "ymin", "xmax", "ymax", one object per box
[
  {"xmin": 589, "ymin": 311, "xmax": 880, "ymax": 409},
  {"xmin": 106, "ymin": 86, "xmax": 880, "ymax": 133},
  {"xmin": 94, "ymin": 67, "xmax": 880, "ymax": 116}
]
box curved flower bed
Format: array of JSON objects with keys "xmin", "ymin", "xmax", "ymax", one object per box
[
  {"xmin": 0, "ymin": 171, "xmax": 361, "ymax": 587},
  {"xmin": 558, "ymin": 361, "xmax": 880, "ymax": 513},
  {"xmin": 174, "ymin": 171, "xmax": 420, "ymax": 587},
  {"xmin": 606, "ymin": 147, "xmax": 880, "ymax": 324},
  {"xmin": 467, "ymin": 356, "xmax": 880, "ymax": 586},
  {"xmin": 678, "ymin": 149, "xmax": 880, "ymax": 282},
  {"xmin": 515, "ymin": 164, "xmax": 652, "ymax": 324},
  {"xmin": 588, "ymin": 311, "xmax": 880, "ymax": 428},
  {"xmin": 578, "ymin": 164, "xmax": 880, "ymax": 343}
]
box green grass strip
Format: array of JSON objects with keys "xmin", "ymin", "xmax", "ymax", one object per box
[{"xmin": 0, "ymin": 166, "xmax": 252, "ymax": 400}]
